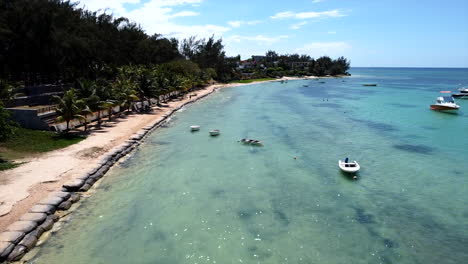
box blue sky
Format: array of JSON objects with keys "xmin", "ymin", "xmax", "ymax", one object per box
[{"xmin": 78, "ymin": 0, "xmax": 468, "ymax": 67}]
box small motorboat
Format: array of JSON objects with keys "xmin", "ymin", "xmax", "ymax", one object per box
[
  {"xmin": 239, "ymin": 138, "xmax": 263, "ymax": 146},
  {"xmin": 452, "ymin": 87, "xmax": 468, "ymax": 99},
  {"xmin": 338, "ymin": 159, "xmax": 360, "ymax": 173},
  {"xmin": 430, "ymin": 96, "xmax": 460, "ymax": 111},
  {"xmin": 363, "ymin": 84, "xmax": 377, "ymax": 86},
  {"xmin": 190, "ymin": 125, "xmax": 200, "ymax": 131},
  {"xmin": 209, "ymin": 129, "xmax": 220, "ymax": 136}
]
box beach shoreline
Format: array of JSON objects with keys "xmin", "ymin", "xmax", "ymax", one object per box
[
  {"xmin": 0, "ymin": 76, "xmax": 319, "ymax": 232},
  {"xmin": 0, "ymin": 75, "xmax": 337, "ymax": 232}
]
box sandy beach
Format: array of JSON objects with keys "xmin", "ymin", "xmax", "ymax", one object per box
[
  {"xmin": 0, "ymin": 77, "xmax": 304, "ymax": 232},
  {"xmin": 0, "ymin": 82, "xmax": 231, "ymax": 231}
]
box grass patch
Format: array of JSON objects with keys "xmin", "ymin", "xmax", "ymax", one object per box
[
  {"xmin": 0, "ymin": 128, "xmax": 85, "ymax": 160},
  {"xmin": 229, "ymin": 78, "xmax": 276, "ymax": 84},
  {"xmin": 0, "ymin": 159, "xmax": 19, "ymax": 171}
]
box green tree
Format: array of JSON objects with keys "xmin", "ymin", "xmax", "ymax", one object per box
[
  {"xmin": 53, "ymin": 89, "xmax": 86, "ymax": 132},
  {"xmin": 0, "ymin": 102, "xmax": 17, "ymax": 141}
]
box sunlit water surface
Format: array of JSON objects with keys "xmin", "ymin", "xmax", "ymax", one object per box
[{"xmin": 32, "ymin": 68, "xmax": 468, "ymax": 264}]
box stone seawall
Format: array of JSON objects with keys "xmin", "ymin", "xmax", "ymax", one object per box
[{"xmin": 0, "ymin": 89, "xmax": 219, "ymax": 263}]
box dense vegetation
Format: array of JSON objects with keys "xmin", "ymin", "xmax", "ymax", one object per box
[
  {"xmin": 0, "ymin": 0, "xmax": 238, "ymax": 84},
  {"xmin": 0, "ymin": 0, "xmax": 351, "ymax": 142},
  {"xmin": 238, "ymin": 51, "xmax": 351, "ymax": 78}
]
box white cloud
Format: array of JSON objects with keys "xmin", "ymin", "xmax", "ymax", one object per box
[
  {"xmin": 228, "ymin": 20, "xmax": 262, "ymax": 28},
  {"xmin": 271, "ymin": 9, "xmax": 346, "ymax": 20},
  {"xmin": 76, "ymin": 0, "xmax": 230, "ymax": 39},
  {"xmin": 312, "ymin": 0, "xmax": 325, "ymax": 3},
  {"xmin": 296, "ymin": 42, "xmax": 351, "ymax": 57},
  {"xmin": 327, "ymin": 31, "xmax": 336, "ymax": 34},
  {"xmin": 228, "ymin": 21, "xmax": 242, "ymax": 28},
  {"xmin": 227, "ymin": 35, "xmax": 289, "ymax": 45},
  {"xmin": 291, "ymin": 21, "xmax": 307, "ymax": 29}
]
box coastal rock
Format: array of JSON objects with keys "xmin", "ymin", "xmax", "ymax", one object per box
[
  {"xmin": 38, "ymin": 196, "xmax": 63, "ymax": 207},
  {"xmin": 76, "ymin": 173, "xmax": 91, "ymax": 180},
  {"xmin": 0, "ymin": 232, "xmax": 25, "ymax": 244},
  {"xmin": 130, "ymin": 134, "xmax": 141, "ymax": 140},
  {"xmin": 6, "ymin": 221, "xmax": 37, "ymax": 233},
  {"xmin": 48, "ymin": 214, "xmax": 59, "ymax": 222},
  {"xmin": 30, "ymin": 227, "xmax": 45, "ymax": 239},
  {"xmin": 0, "ymin": 242, "xmax": 15, "ymax": 261},
  {"xmin": 52, "ymin": 192, "xmax": 71, "ymax": 200},
  {"xmin": 99, "ymin": 156, "xmax": 112, "ymax": 165},
  {"xmin": 57, "ymin": 201, "xmax": 72, "ymax": 211},
  {"xmin": 69, "ymin": 193, "xmax": 81, "ymax": 203},
  {"xmin": 87, "ymin": 167, "xmax": 100, "ymax": 176},
  {"xmin": 79, "ymin": 183, "xmax": 92, "ymax": 192},
  {"xmin": 19, "ymin": 213, "xmax": 47, "ymax": 224},
  {"xmin": 85, "ymin": 177, "xmax": 97, "ymax": 186},
  {"xmin": 39, "ymin": 218, "xmax": 54, "ymax": 231},
  {"xmin": 18, "ymin": 233, "xmax": 38, "ymax": 250},
  {"xmin": 30, "ymin": 204, "xmax": 56, "ymax": 215},
  {"xmin": 89, "ymin": 171, "xmax": 103, "ymax": 180},
  {"xmin": 6, "ymin": 245, "xmax": 27, "ymax": 262},
  {"xmin": 63, "ymin": 179, "xmax": 85, "ymax": 191}
]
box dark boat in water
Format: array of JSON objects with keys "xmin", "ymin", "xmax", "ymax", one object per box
[{"xmin": 452, "ymin": 88, "xmax": 468, "ymax": 99}]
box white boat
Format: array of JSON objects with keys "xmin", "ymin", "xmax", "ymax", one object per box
[
  {"xmin": 452, "ymin": 87, "xmax": 468, "ymax": 99},
  {"xmin": 190, "ymin": 125, "xmax": 200, "ymax": 131},
  {"xmin": 338, "ymin": 159, "xmax": 360, "ymax": 173},
  {"xmin": 209, "ymin": 129, "xmax": 220, "ymax": 136},
  {"xmin": 430, "ymin": 96, "xmax": 460, "ymax": 111}
]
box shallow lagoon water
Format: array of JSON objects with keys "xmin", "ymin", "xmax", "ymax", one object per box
[{"xmin": 32, "ymin": 68, "xmax": 468, "ymax": 264}]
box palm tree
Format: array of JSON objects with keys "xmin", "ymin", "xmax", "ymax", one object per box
[
  {"xmin": 113, "ymin": 78, "xmax": 139, "ymax": 112},
  {"xmin": 53, "ymin": 89, "xmax": 86, "ymax": 132}
]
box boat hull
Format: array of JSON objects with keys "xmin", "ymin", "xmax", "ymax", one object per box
[
  {"xmin": 209, "ymin": 130, "xmax": 220, "ymax": 136},
  {"xmin": 190, "ymin": 126, "xmax": 200, "ymax": 131},
  {"xmin": 338, "ymin": 160, "xmax": 360, "ymax": 173},
  {"xmin": 430, "ymin": 105, "xmax": 459, "ymax": 111},
  {"xmin": 452, "ymin": 93, "xmax": 468, "ymax": 99}
]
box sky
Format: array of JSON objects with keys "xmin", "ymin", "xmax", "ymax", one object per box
[{"xmin": 76, "ymin": 0, "xmax": 468, "ymax": 67}]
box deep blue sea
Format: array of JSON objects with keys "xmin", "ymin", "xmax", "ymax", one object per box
[{"xmin": 31, "ymin": 68, "xmax": 468, "ymax": 264}]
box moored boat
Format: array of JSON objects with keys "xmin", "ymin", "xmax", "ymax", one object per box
[
  {"xmin": 430, "ymin": 96, "xmax": 460, "ymax": 111},
  {"xmin": 363, "ymin": 84, "xmax": 377, "ymax": 86},
  {"xmin": 190, "ymin": 125, "xmax": 200, "ymax": 131},
  {"xmin": 452, "ymin": 87, "xmax": 468, "ymax": 99},
  {"xmin": 209, "ymin": 129, "xmax": 220, "ymax": 136},
  {"xmin": 239, "ymin": 138, "xmax": 263, "ymax": 146},
  {"xmin": 338, "ymin": 159, "xmax": 360, "ymax": 173}
]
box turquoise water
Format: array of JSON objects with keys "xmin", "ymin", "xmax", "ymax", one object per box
[{"xmin": 32, "ymin": 68, "xmax": 468, "ymax": 264}]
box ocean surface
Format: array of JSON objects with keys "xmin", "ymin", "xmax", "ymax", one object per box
[{"xmin": 31, "ymin": 68, "xmax": 468, "ymax": 264}]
